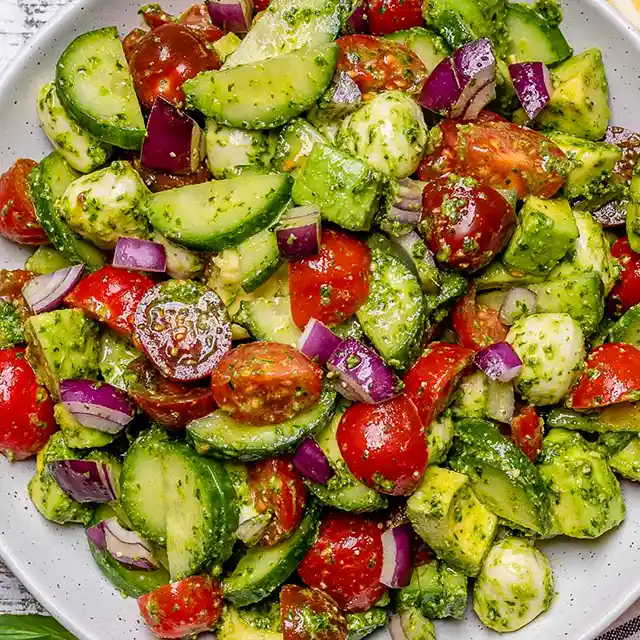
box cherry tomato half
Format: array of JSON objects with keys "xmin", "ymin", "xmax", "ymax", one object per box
[
  {"xmin": 289, "ymin": 228, "xmax": 371, "ymax": 329},
  {"xmin": 452, "ymin": 288, "xmax": 508, "ymax": 351},
  {"xmin": 280, "ymin": 585, "xmax": 348, "ymax": 640},
  {"xmin": 511, "ymin": 405, "xmax": 543, "ymax": 462},
  {"xmin": 298, "ymin": 512, "xmax": 386, "ymax": 612},
  {"xmin": 249, "ymin": 458, "xmax": 307, "ymax": 547},
  {"xmin": 138, "ymin": 576, "xmax": 223, "ymax": 639},
  {"xmin": 337, "ymin": 395, "xmax": 427, "ymax": 496},
  {"xmin": 367, "ymin": 0, "xmax": 423, "ymax": 35},
  {"xmin": 608, "ymin": 237, "xmax": 640, "ymax": 316},
  {"xmin": 211, "ymin": 342, "xmax": 323, "ymax": 425},
  {"xmin": 0, "ymin": 159, "xmax": 48, "ymax": 245},
  {"xmin": 0, "ymin": 347, "xmax": 56, "ymax": 461}
]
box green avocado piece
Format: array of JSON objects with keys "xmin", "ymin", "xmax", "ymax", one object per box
[
  {"xmin": 602, "ymin": 434, "xmax": 640, "ymax": 482},
  {"xmin": 25, "ymin": 247, "xmax": 73, "ymax": 275},
  {"xmin": 346, "ymin": 609, "xmax": 388, "ymax": 640},
  {"xmin": 218, "ymin": 605, "xmax": 283, "ymax": 640},
  {"xmin": 0, "ymin": 302, "xmax": 24, "ymax": 348},
  {"xmin": 609, "ymin": 304, "xmax": 640, "ymax": 346},
  {"xmin": 54, "ymin": 403, "xmax": 115, "ymax": 449},
  {"xmin": 626, "ymin": 171, "xmax": 640, "ymax": 253},
  {"xmin": 474, "ymin": 260, "xmax": 545, "ymax": 291}
]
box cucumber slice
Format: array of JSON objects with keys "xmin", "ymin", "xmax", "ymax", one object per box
[
  {"xmin": 609, "ymin": 305, "xmax": 640, "ymax": 346},
  {"xmin": 223, "ymin": 499, "xmax": 322, "ymax": 606},
  {"xmin": 187, "ymin": 383, "xmax": 337, "ymax": 461},
  {"xmin": 234, "ymin": 295, "xmax": 301, "ymax": 345},
  {"xmin": 274, "ymin": 118, "xmax": 325, "ymax": 173},
  {"xmin": 184, "ymin": 45, "xmax": 338, "ymax": 130},
  {"xmin": 236, "ymin": 228, "xmax": 282, "ymax": 293},
  {"xmin": 147, "ymin": 173, "xmax": 292, "ymax": 252},
  {"xmin": 55, "ymin": 27, "xmax": 145, "ymax": 149},
  {"xmin": 384, "ymin": 27, "xmax": 450, "ymax": 73}
]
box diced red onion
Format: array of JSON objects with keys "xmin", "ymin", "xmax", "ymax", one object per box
[
  {"xmin": 389, "ymin": 614, "xmax": 409, "ymax": 640},
  {"xmin": 389, "ymin": 231, "xmax": 439, "ymax": 293},
  {"xmin": 591, "ymin": 199, "xmax": 627, "ymax": 227},
  {"xmin": 462, "ymin": 80, "xmax": 497, "ymax": 120},
  {"xmin": 420, "ymin": 57, "xmax": 462, "ymax": 115},
  {"xmin": 60, "ymin": 379, "xmax": 134, "ymax": 434},
  {"xmin": 298, "ymin": 319, "xmax": 342, "ymax": 365},
  {"xmin": 388, "ymin": 178, "xmax": 426, "ymax": 226},
  {"xmin": 113, "ymin": 237, "xmax": 167, "ymax": 273},
  {"xmin": 236, "ymin": 513, "xmax": 273, "ymax": 546},
  {"xmin": 22, "ymin": 264, "xmax": 84, "ymax": 314},
  {"xmin": 475, "ymin": 342, "xmax": 523, "ymax": 382},
  {"xmin": 380, "ymin": 524, "xmax": 413, "ymax": 589},
  {"xmin": 276, "ymin": 206, "xmax": 321, "ymax": 261},
  {"xmin": 292, "ymin": 437, "xmax": 334, "ymax": 484},
  {"xmin": 86, "ymin": 518, "xmax": 158, "ymax": 570},
  {"xmin": 452, "ymin": 38, "xmax": 496, "ymax": 118},
  {"xmin": 509, "ymin": 62, "xmax": 552, "ymax": 120},
  {"xmin": 327, "ymin": 338, "xmax": 396, "ymax": 404},
  {"xmin": 319, "ymin": 72, "xmax": 363, "ymax": 118},
  {"xmin": 499, "ymin": 288, "xmax": 537, "ymax": 325},
  {"xmin": 47, "ymin": 459, "xmax": 117, "ymax": 503},
  {"xmin": 342, "ymin": 0, "xmax": 367, "ymax": 34},
  {"xmin": 141, "ymin": 97, "xmax": 205, "ymax": 175},
  {"xmin": 206, "ymin": 0, "xmax": 253, "ymax": 33},
  {"xmin": 487, "ymin": 379, "xmax": 515, "ymax": 423}
]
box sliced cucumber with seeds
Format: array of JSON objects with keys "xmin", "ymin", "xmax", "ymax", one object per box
[
  {"xmin": 235, "ymin": 228, "xmax": 282, "ymax": 293},
  {"xmin": 234, "ymin": 295, "xmax": 301, "ymax": 345}
]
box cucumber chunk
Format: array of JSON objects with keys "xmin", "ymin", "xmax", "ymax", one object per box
[
  {"xmin": 546, "ymin": 405, "xmax": 640, "ymax": 433},
  {"xmin": 235, "ymin": 295, "xmax": 300, "ymax": 345},
  {"xmin": 235, "ymin": 229, "xmax": 282, "ymax": 293},
  {"xmin": 385, "ymin": 27, "xmax": 450, "ymax": 73},
  {"xmin": 55, "ymin": 27, "xmax": 145, "ymax": 149},
  {"xmin": 609, "ymin": 304, "xmax": 640, "ymax": 346},
  {"xmin": 25, "ymin": 247, "xmax": 72, "ymax": 275},
  {"xmin": 274, "ymin": 118, "xmax": 325, "ymax": 173}
]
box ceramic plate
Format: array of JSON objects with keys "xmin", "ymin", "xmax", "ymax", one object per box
[{"xmin": 1, "ymin": 1, "xmax": 640, "ymax": 638}]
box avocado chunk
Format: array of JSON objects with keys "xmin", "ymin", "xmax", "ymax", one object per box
[
  {"xmin": 502, "ymin": 196, "xmax": 578, "ymax": 275},
  {"xmin": 427, "ymin": 411, "xmax": 454, "ymax": 466},
  {"xmin": 24, "ymin": 309, "xmax": 100, "ymax": 399},
  {"xmin": 609, "ymin": 304, "xmax": 640, "ymax": 346},
  {"xmin": 25, "ymin": 247, "xmax": 73, "ymax": 275},
  {"xmin": 536, "ymin": 48, "xmax": 611, "ymax": 141},
  {"xmin": 406, "ymin": 466, "xmax": 498, "ymax": 576},
  {"xmin": 474, "ymin": 259, "xmax": 545, "ymax": 291},
  {"xmin": 346, "ymin": 609, "xmax": 388, "ymax": 640},
  {"xmin": 600, "ymin": 433, "xmax": 640, "ymax": 482},
  {"xmin": 626, "ymin": 171, "xmax": 640, "ymax": 253},
  {"xmin": 218, "ymin": 605, "xmax": 283, "ymax": 640},
  {"xmin": 212, "ymin": 32, "xmax": 242, "ymax": 64},
  {"xmin": 274, "ymin": 118, "xmax": 326, "ymax": 173},
  {"xmin": 547, "ymin": 404, "xmax": 640, "ymax": 434},
  {"xmin": 54, "ymin": 403, "xmax": 115, "ymax": 449},
  {"xmin": 98, "ymin": 330, "xmax": 142, "ymax": 391},
  {"xmin": 292, "ymin": 142, "xmax": 383, "ymax": 232},
  {"xmin": 537, "ymin": 428, "xmax": 626, "ymax": 538},
  {"xmin": 0, "ymin": 302, "xmax": 24, "ymax": 348}
]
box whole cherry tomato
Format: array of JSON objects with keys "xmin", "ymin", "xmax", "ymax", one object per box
[
  {"xmin": 211, "ymin": 342, "xmax": 324, "ymax": 425},
  {"xmin": 609, "ymin": 237, "xmax": 640, "ymax": 315},
  {"xmin": 138, "ymin": 576, "xmax": 223, "ymax": 639},
  {"xmin": 337, "ymin": 396, "xmax": 428, "ymax": 496},
  {"xmin": 403, "ymin": 341, "xmax": 474, "ymax": 425},
  {"xmin": 367, "ymin": 0, "xmax": 423, "ymax": 35},
  {"xmin": 421, "ymin": 176, "xmax": 516, "ymax": 272},
  {"xmin": 511, "ymin": 405, "xmax": 543, "ymax": 462},
  {"xmin": 298, "ymin": 512, "xmax": 387, "ymax": 612},
  {"xmin": 0, "ymin": 159, "xmax": 48, "ymax": 245},
  {"xmin": 289, "ymin": 228, "xmax": 371, "ymax": 329},
  {"xmin": 0, "ymin": 347, "xmax": 57, "ymax": 461},
  {"xmin": 249, "ymin": 458, "xmax": 307, "ymax": 547},
  {"xmin": 452, "ymin": 288, "xmax": 508, "ymax": 351},
  {"xmin": 280, "ymin": 585, "xmax": 348, "ymax": 640},
  {"xmin": 128, "ymin": 23, "xmax": 220, "ymax": 110}
]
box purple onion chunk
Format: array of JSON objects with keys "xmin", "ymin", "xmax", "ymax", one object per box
[
  {"xmin": 292, "ymin": 437, "xmax": 334, "ymax": 484},
  {"xmin": 380, "ymin": 524, "xmax": 413, "ymax": 588},
  {"xmin": 298, "ymin": 319, "xmax": 342, "ymax": 366},
  {"xmin": 206, "ymin": 0, "xmax": 253, "ymax": 34},
  {"xmin": 509, "ymin": 61, "xmax": 553, "ymax": 120},
  {"xmin": 462, "ymin": 80, "xmax": 497, "ymax": 120},
  {"xmin": 590, "ymin": 199, "xmax": 627, "ymax": 227},
  {"xmin": 452, "ymin": 38, "xmax": 496, "ymax": 118},
  {"xmin": 318, "ymin": 72, "xmax": 363, "ymax": 118},
  {"xmin": 47, "ymin": 459, "xmax": 117, "ymax": 503},
  {"xmin": 87, "ymin": 518, "xmax": 158, "ymax": 570},
  {"xmin": 420, "ymin": 58, "xmax": 462, "ymax": 115},
  {"xmin": 276, "ymin": 206, "xmax": 321, "ymax": 261},
  {"xmin": 22, "ymin": 264, "xmax": 84, "ymax": 314},
  {"xmin": 113, "ymin": 237, "xmax": 167, "ymax": 273},
  {"xmin": 475, "ymin": 341, "xmax": 523, "ymax": 382},
  {"xmin": 342, "ymin": 0, "xmax": 368, "ymax": 34}
]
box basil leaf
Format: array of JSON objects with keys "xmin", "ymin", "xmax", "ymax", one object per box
[{"xmin": 0, "ymin": 615, "xmax": 77, "ymax": 639}]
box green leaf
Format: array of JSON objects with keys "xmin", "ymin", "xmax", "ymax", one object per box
[{"xmin": 0, "ymin": 615, "xmax": 77, "ymax": 639}]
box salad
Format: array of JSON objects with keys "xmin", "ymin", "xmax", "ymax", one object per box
[{"xmin": 0, "ymin": 0, "xmax": 639, "ymax": 637}]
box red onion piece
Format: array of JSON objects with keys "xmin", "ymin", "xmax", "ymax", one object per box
[
  {"xmin": 292, "ymin": 437, "xmax": 334, "ymax": 484},
  {"xmin": 499, "ymin": 288, "xmax": 537, "ymax": 325},
  {"xmin": 22, "ymin": 264, "xmax": 84, "ymax": 314},
  {"xmin": 60, "ymin": 379, "xmax": 135, "ymax": 433},
  {"xmin": 420, "ymin": 57, "xmax": 462, "ymax": 115},
  {"xmin": 452, "ymin": 38, "xmax": 496, "ymax": 118},
  {"xmin": 462, "ymin": 80, "xmax": 497, "ymax": 120},
  {"xmin": 113, "ymin": 237, "xmax": 167, "ymax": 273},
  {"xmin": 387, "ymin": 178, "xmax": 426, "ymax": 226},
  {"xmin": 141, "ymin": 97, "xmax": 205, "ymax": 175},
  {"xmin": 327, "ymin": 338, "xmax": 396, "ymax": 404},
  {"xmin": 590, "ymin": 199, "xmax": 627, "ymax": 227},
  {"xmin": 236, "ymin": 513, "xmax": 273, "ymax": 546},
  {"xmin": 298, "ymin": 319, "xmax": 342, "ymax": 365},
  {"xmin": 380, "ymin": 524, "xmax": 413, "ymax": 588},
  {"xmin": 342, "ymin": 0, "xmax": 368, "ymax": 34},
  {"xmin": 475, "ymin": 341, "xmax": 523, "ymax": 382},
  {"xmin": 276, "ymin": 206, "xmax": 321, "ymax": 261},
  {"xmin": 47, "ymin": 459, "xmax": 117, "ymax": 503},
  {"xmin": 206, "ymin": 0, "xmax": 253, "ymax": 34},
  {"xmin": 509, "ymin": 61, "xmax": 552, "ymax": 120},
  {"xmin": 86, "ymin": 518, "xmax": 158, "ymax": 570},
  {"xmin": 319, "ymin": 72, "xmax": 363, "ymax": 118}
]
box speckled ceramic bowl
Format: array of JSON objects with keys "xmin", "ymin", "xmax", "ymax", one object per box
[{"xmin": 0, "ymin": 1, "xmax": 639, "ymax": 638}]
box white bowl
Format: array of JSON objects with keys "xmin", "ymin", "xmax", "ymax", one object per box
[{"xmin": 1, "ymin": 1, "xmax": 640, "ymax": 639}]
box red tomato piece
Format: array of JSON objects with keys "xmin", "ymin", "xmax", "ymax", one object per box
[
  {"xmin": 511, "ymin": 405, "xmax": 543, "ymax": 462},
  {"xmin": 122, "ymin": 28, "xmax": 147, "ymax": 61},
  {"xmin": 298, "ymin": 512, "xmax": 386, "ymax": 612},
  {"xmin": 138, "ymin": 576, "xmax": 223, "ymax": 639},
  {"xmin": 178, "ymin": 4, "xmax": 225, "ymax": 42},
  {"xmin": 336, "ymin": 35, "xmax": 427, "ymax": 98},
  {"xmin": 0, "ymin": 347, "xmax": 56, "ymax": 461},
  {"xmin": 452, "ymin": 288, "xmax": 508, "ymax": 351},
  {"xmin": 128, "ymin": 23, "xmax": 220, "ymax": 110},
  {"xmin": 0, "ymin": 159, "xmax": 48, "ymax": 245},
  {"xmin": 139, "ymin": 4, "xmax": 175, "ymax": 28},
  {"xmin": 403, "ymin": 341, "xmax": 474, "ymax": 425},
  {"xmin": 421, "ymin": 176, "xmax": 516, "ymax": 272},
  {"xmin": 129, "ymin": 155, "xmax": 212, "ymax": 193},
  {"xmin": 280, "ymin": 585, "xmax": 348, "ymax": 640},
  {"xmin": 569, "ymin": 343, "xmax": 640, "ymax": 410},
  {"xmin": 367, "ymin": 0, "xmax": 423, "ymax": 35},
  {"xmin": 289, "ymin": 228, "xmax": 371, "ymax": 329},
  {"xmin": 0, "ymin": 269, "xmax": 33, "ymax": 300},
  {"xmin": 609, "ymin": 237, "xmax": 640, "ymax": 315},
  {"xmin": 337, "ymin": 396, "xmax": 427, "ymax": 496},
  {"xmin": 65, "ymin": 266, "xmax": 155, "ymax": 337},
  {"xmin": 249, "ymin": 458, "xmax": 307, "ymax": 547}
]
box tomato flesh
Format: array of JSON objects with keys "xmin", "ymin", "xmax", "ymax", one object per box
[
  {"xmin": 280, "ymin": 585, "xmax": 348, "ymax": 640},
  {"xmin": 452, "ymin": 288, "xmax": 508, "ymax": 351},
  {"xmin": 367, "ymin": 0, "xmax": 424, "ymax": 35},
  {"xmin": 0, "ymin": 269, "xmax": 33, "ymax": 300},
  {"xmin": 511, "ymin": 405, "xmax": 543, "ymax": 462},
  {"xmin": 609, "ymin": 237, "xmax": 640, "ymax": 315},
  {"xmin": 178, "ymin": 4, "xmax": 225, "ymax": 42}
]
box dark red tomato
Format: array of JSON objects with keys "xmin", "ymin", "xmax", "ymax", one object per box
[
  {"xmin": 249, "ymin": 458, "xmax": 307, "ymax": 547},
  {"xmin": 0, "ymin": 269, "xmax": 33, "ymax": 300},
  {"xmin": 138, "ymin": 576, "xmax": 223, "ymax": 639},
  {"xmin": 298, "ymin": 513, "xmax": 386, "ymax": 612},
  {"xmin": 178, "ymin": 4, "xmax": 225, "ymax": 42},
  {"xmin": 418, "ymin": 120, "xmax": 567, "ymax": 199},
  {"xmin": 211, "ymin": 342, "xmax": 323, "ymax": 425},
  {"xmin": 65, "ymin": 266, "xmax": 155, "ymax": 337},
  {"xmin": 0, "ymin": 347, "xmax": 56, "ymax": 461},
  {"xmin": 254, "ymin": 0, "xmax": 271, "ymax": 10},
  {"xmin": 122, "ymin": 28, "xmax": 147, "ymax": 61},
  {"xmin": 367, "ymin": 0, "xmax": 423, "ymax": 34},
  {"xmin": 0, "ymin": 159, "xmax": 48, "ymax": 245},
  {"xmin": 130, "ymin": 156, "xmax": 211, "ymax": 193},
  {"xmin": 289, "ymin": 228, "xmax": 371, "ymax": 329},
  {"xmin": 609, "ymin": 237, "xmax": 640, "ymax": 315},
  {"xmin": 280, "ymin": 585, "xmax": 348, "ymax": 640},
  {"xmin": 336, "ymin": 35, "xmax": 427, "ymax": 98},
  {"xmin": 403, "ymin": 341, "xmax": 474, "ymax": 425},
  {"xmin": 128, "ymin": 23, "xmax": 220, "ymax": 110},
  {"xmin": 452, "ymin": 288, "xmax": 508, "ymax": 351},
  {"xmin": 569, "ymin": 343, "xmax": 640, "ymax": 410},
  {"xmin": 511, "ymin": 405, "xmax": 543, "ymax": 462},
  {"xmin": 139, "ymin": 4, "xmax": 175, "ymax": 28},
  {"xmin": 337, "ymin": 396, "xmax": 427, "ymax": 496},
  {"xmin": 421, "ymin": 176, "xmax": 516, "ymax": 272}
]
